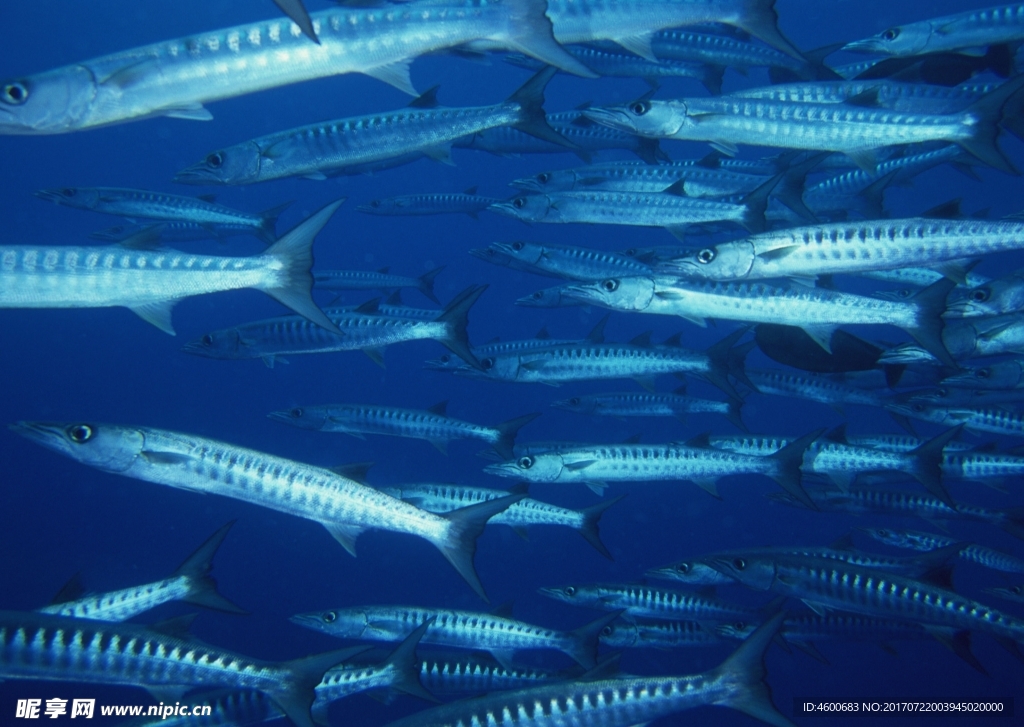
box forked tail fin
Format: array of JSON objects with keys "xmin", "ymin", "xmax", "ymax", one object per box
[{"xmin": 176, "ymin": 521, "xmax": 247, "ymax": 614}]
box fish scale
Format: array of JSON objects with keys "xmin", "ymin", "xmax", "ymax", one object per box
[
  {"xmin": 844, "ymin": 3, "xmax": 1024, "ymax": 56},
  {"xmin": 513, "ymin": 160, "xmax": 768, "ymax": 196},
  {"xmin": 40, "ymin": 578, "xmax": 192, "ymax": 621},
  {"xmin": 419, "ymin": 656, "xmax": 568, "ymax": 694},
  {"xmin": 540, "ymin": 583, "xmax": 755, "ymax": 621}
]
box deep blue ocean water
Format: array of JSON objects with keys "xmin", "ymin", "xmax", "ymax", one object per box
[{"xmin": 1, "ymin": 0, "xmax": 1023, "ymax": 724}]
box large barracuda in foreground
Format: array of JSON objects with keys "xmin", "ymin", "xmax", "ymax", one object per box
[
  {"xmin": 584, "ymin": 76, "xmax": 1024, "ymax": 172},
  {"xmin": 0, "ymin": 198, "xmax": 343, "ymax": 335},
  {"xmin": 657, "ymin": 217, "xmax": 1024, "ymax": 282},
  {"xmin": 382, "ymin": 613, "xmax": 794, "ymax": 727},
  {"xmin": 38, "ymin": 521, "xmax": 244, "ymax": 621},
  {"xmin": 0, "ymin": 610, "xmax": 366, "ymax": 727},
  {"xmin": 174, "ymin": 68, "xmax": 571, "ymax": 185},
  {"xmin": 0, "ymin": 0, "xmax": 591, "ymax": 134},
  {"xmin": 291, "ymin": 604, "xmax": 621, "ymax": 669},
  {"xmin": 844, "ymin": 3, "xmax": 1024, "ymax": 57},
  {"xmin": 10, "ymin": 422, "xmax": 522, "ymax": 601}
]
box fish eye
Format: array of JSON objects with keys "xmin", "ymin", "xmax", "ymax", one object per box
[
  {"xmin": 512, "ymin": 198, "xmax": 526, "ymax": 209},
  {"xmin": 602, "ymin": 279, "xmax": 619, "ymax": 292},
  {"xmin": 512, "ymin": 241, "xmax": 524, "ymax": 251},
  {"xmin": 538, "ymin": 173, "xmax": 550, "ymax": 183},
  {"xmin": 568, "ymin": 397, "xmax": 580, "ymax": 405},
  {"xmin": 564, "ymin": 586, "xmax": 576, "ymax": 596},
  {"xmin": 882, "ymin": 27, "xmax": 900, "ymax": 41},
  {"xmin": 1, "ymin": 81, "xmax": 28, "ymax": 105},
  {"xmin": 322, "ymin": 611, "xmax": 337, "ymax": 623},
  {"xmin": 696, "ymin": 248, "xmax": 716, "ymax": 264},
  {"xmin": 732, "ymin": 557, "xmax": 747, "ymax": 570},
  {"xmin": 912, "ymin": 403, "xmax": 924, "ymax": 412},
  {"xmin": 970, "ymin": 288, "xmax": 990, "ymax": 302},
  {"xmin": 517, "ymin": 456, "xmax": 534, "ymax": 469},
  {"xmin": 877, "ymin": 529, "xmax": 890, "ymax": 537},
  {"xmin": 624, "ymin": 248, "xmax": 637, "ymax": 256},
  {"xmin": 481, "ymin": 357, "xmax": 494, "ymax": 370},
  {"xmin": 937, "ymin": 388, "xmax": 948, "ymax": 397},
  {"xmin": 734, "ymin": 621, "xmax": 746, "ymax": 629},
  {"xmin": 290, "ymin": 408, "xmax": 303, "ymax": 418},
  {"xmin": 531, "ymin": 291, "xmax": 543, "ymax": 299},
  {"xmin": 676, "ymin": 562, "xmax": 690, "ymax": 573},
  {"xmin": 602, "ymin": 625, "xmax": 612, "ymax": 635},
  {"xmin": 630, "ymin": 101, "xmax": 650, "ymax": 116},
  {"xmin": 369, "ymin": 200, "xmax": 380, "ymax": 208},
  {"xmin": 206, "ymin": 152, "xmax": 225, "ymax": 168},
  {"xmin": 201, "ymin": 334, "xmax": 214, "ymax": 346},
  {"xmin": 66, "ymin": 424, "xmax": 94, "ymax": 443},
  {"xmin": 1012, "ymin": 586, "xmax": 1022, "ymax": 594},
  {"xmin": 977, "ymin": 368, "xmax": 990, "ymax": 379},
  {"xmin": 60, "ymin": 188, "xmax": 77, "ymax": 197},
  {"xmin": 439, "ymin": 354, "xmax": 451, "ymax": 363}
]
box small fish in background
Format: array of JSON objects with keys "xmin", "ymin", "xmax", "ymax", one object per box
[
  {"xmin": 843, "ymin": 4, "xmax": 1024, "ymax": 57},
  {"xmin": 315, "ymin": 266, "xmax": 445, "ymax": 304},
  {"xmin": 358, "ymin": 187, "xmax": 499, "ymax": 218}
]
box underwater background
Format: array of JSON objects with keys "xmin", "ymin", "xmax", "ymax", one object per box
[{"xmin": 1, "ymin": 0, "xmax": 1022, "ymax": 724}]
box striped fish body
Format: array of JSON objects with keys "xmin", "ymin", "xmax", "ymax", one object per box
[
  {"xmin": 746, "ymin": 370, "xmax": 885, "ymax": 408},
  {"xmin": 0, "ymin": 611, "xmax": 301, "ymax": 706},
  {"xmin": 0, "ymin": 0, "xmax": 585, "ymax": 134},
  {"xmin": 652, "ymin": 27, "xmax": 804, "ymax": 70},
  {"xmin": 719, "ymin": 614, "xmax": 944, "ymax": 646},
  {"xmin": 512, "ymin": 161, "xmax": 767, "ymax": 196},
  {"xmin": 314, "ymin": 270, "xmax": 424, "ymax": 291},
  {"xmin": 90, "ymin": 221, "xmax": 254, "ymax": 244},
  {"xmin": 512, "ymin": 343, "xmax": 714, "ymax": 384},
  {"xmin": 358, "ymin": 193, "xmax": 499, "ymax": 216},
  {"xmin": 864, "ymin": 265, "xmax": 991, "ymax": 291},
  {"xmin": 313, "ymin": 662, "xmax": 402, "ymax": 707},
  {"xmin": 506, "ymin": 46, "xmax": 714, "ymax": 85},
  {"xmin": 472, "ymin": 241, "xmax": 654, "ymax": 281},
  {"xmin": 38, "ymin": 575, "xmax": 195, "ymax": 622},
  {"xmin": 602, "ymin": 619, "xmax": 726, "ymax": 648},
  {"xmin": 732, "ymin": 81, "xmax": 995, "ymax": 115},
  {"xmin": 862, "ymin": 528, "xmax": 1024, "ymax": 574},
  {"xmin": 888, "ymin": 403, "xmax": 1024, "ymax": 437},
  {"xmin": 660, "ymin": 218, "xmax": 1024, "ymax": 281},
  {"xmin": 713, "ymin": 555, "xmax": 1024, "ymax": 644},
  {"xmin": 942, "ymin": 450, "xmax": 1024, "ymax": 482},
  {"xmin": 493, "ymin": 190, "xmax": 750, "ymax": 229},
  {"xmin": 554, "ymin": 391, "xmax": 729, "ymax": 418},
  {"xmin": 844, "ymin": 434, "xmax": 974, "ymax": 453},
  {"xmin": 418, "ymin": 655, "xmax": 569, "ymax": 695},
  {"xmin": 786, "ymin": 487, "xmax": 1012, "ymax": 529},
  {"xmin": 844, "ymin": 4, "xmax": 1024, "ymax": 56},
  {"xmin": 540, "ymin": 583, "xmax": 754, "ymax": 621}
]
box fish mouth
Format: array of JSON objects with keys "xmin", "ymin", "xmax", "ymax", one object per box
[
  {"xmin": 560, "ymin": 284, "xmax": 599, "ymax": 302},
  {"xmin": 536, "ymin": 586, "xmax": 566, "ymax": 600},
  {"xmin": 8, "ymin": 421, "xmax": 68, "ymax": 446},
  {"xmin": 355, "ymin": 204, "xmax": 383, "ymax": 214},
  {"xmin": 840, "ymin": 38, "xmax": 885, "ymax": 53},
  {"xmin": 468, "ymin": 246, "xmax": 506, "ymax": 262},
  {"xmin": 483, "ymin": 462, "xmax": 519, "ymax": 477},
  {"xmin": 509, "ymin": 177, "xmax": 544, "ymax": 192},
  {"xmin": 288, "ymin": 613, "xmax": 326, "ymax": 630},
  {"xmin": 486, "ymin": 202, "xmax": 520, "ymax": 217},
  {"xmin": 34, "ymin": 188, "xmax": 70, "ymax": 204},
  {"xmin": 581, "ymin": 107, "xmax": 635, "ymax": 133},
  {"xmin": 266, "ymin": 410, "xmax": 299, "ymax": 425},
  {"xmin": 173, "ymin": 165, "xmax": 224, "ymax": 185}
]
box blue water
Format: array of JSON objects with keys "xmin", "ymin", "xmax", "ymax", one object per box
[{"xmin": 1, "ymin": 0, "xmax": 1023, "ymax": 724}]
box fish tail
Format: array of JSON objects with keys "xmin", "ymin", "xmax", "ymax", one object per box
[
  {"xmin": 739, "ymin": 172, "xmax": 781, "ymax": 233},
  {"xmin": 436, "ymin": 284, "xmax": 488, "ymax": 369},
  {"xmin": 256, "ymin": 200, "xmax": 293, "ymax": 246},
  {"xmin": 435, "ymin": 493, "xmax": 526, "ymax": 602},
  {"xmin": 492, "ymin": 412, "xmax": 541, "ymax": 460},
  {"xmin": 959, "ymin": 75, "xmax": 1024, "ymax": 175},
  {"xmin": 709, "ymin": 612, "xmax": 795, "ymax": 727},
  {"xmin": 176, "ymin": 521, "xmax": 247, "ymax": 614},
  {"xmin": 577, "ymin": 494, "xmax": 625, "ymax": 560},
  {"xmin": 725, "ymin": 397, "xmax": 748, "ymax": 433},
  {"xmin": 417, "ymin": 265, "xmax": 445, "ymax": 305},
  {"xmin": 769, "ymin": 429, "xmax": 824, "ymax": 511},
  {"xmin": 857, "ymin": 168, "xmax": 899, "ymax": 219},
  {"xmin": 700, "ymin": 65, "xmax": 726, "ymax": 96},
  {"xmin": 509, "ymin": 66, "xmax": 577, "ymax": 150},
  {"xmin": 634, "ymin": 136, "xmax": 669, "ymax": 165},
  {"xmin": 262, "ymin": 199, "xmax": 344, "ymax": 334},
  {"xmin": 380, "ymin": 618, "xmax": 440, "ymax": 703},
  {"xmin": 703, "ymin": 329, "xmax": 755, "ymax": 400},
  {"xmin": 908, "ymin": 425, "xmax": 964, "ymax": 508},
  {"xmin": 272, "ymin": 0, "xmax": 319, "ymax": 43},
  {"xmin": 908, "ymin": 276, "xmax": 959, "ymax": 369},
  {"xmin": 277, "ymin": 646, "xmax": 371, "ymax": 727},
  {"xmin": 773, "ymin": 152, "xmax": 827, "ymax": 223},
  {"xmin": 501, "ymin": 0, "xmax": 598, "ymax": 78},
  {"xmin": 567, "ymin": 609, "xmax": 624, "ymax": 668},
  {"xmin": 734, "ymin": 0, "xmax": 804, "ymax": 60}
]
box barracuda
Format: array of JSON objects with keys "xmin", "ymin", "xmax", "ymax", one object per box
[
  {"xmin": 860, "ymin": 527, "xmax": 1024, "ymax": 575},
  {"xmin": 943, "ymin": 359, "xmax": 1024, "ymax": 389},
  {"xmin": 561, "ymin": 275, "xmax": 956, "ymax": 366},
  {"xmin": 601, "ymin": 618, "xmax": 728, "ymax": 649},
  {"xmin": 985, "ymin": 584, "xmax": 1024, "ymax": 605},
  {"xmin": 382, "ymin": 613, "xmax": 795, "ymax": 727},
  {"xmin": 0, "ymin": 0, "xmax": 591, "ymax": 134},
  {"xmin": 657, "ymin": 217, "xmax": 1024, "ymax": 282},
  {"xmin": 511, "ymin": 159, "xmax": 770, "ymax": 196},
  {"xmin": 517, "ymin": 285, "xmax": 594, "ymax": 308},
  {"xmin": 709, "ymin": 427, "xmax": 962, "ymax": 503},
  {"xmin": 768, "ymin": 486, "xmax": 1024, "ymax": 540},
  {"xmin": 175, "ymin": 68, "xmax": 571, "ymax": 185},
  {"xmin": 379, "ymin": 483, "xmax": 623, "ymax": 559},
  {"xmin": 268, "ymin": 402, "xmax": 539, "ymax": 459},
  {"xmin": 863, "ymin": 264, "xmax": 991, "ymax": 291},
  {"xmin": 731, "ymin": 80, "xmax": 997, "ymax": 114},
  {"xmin": 647, "ymin": 560, "xmax": 737, "ymax": 586},
  {"xmin": 707, "ymin": 552, "xmax": 1024, "ymax": 656},
  {"xmin": 552, "ymin": 389, "xmax": 745, "ymax": 431},
  {"xmin": 651, "ymin": 27, "xmax": 810, "ymax": 73},
  {"xmin": 505, "ymin": 45, "xmax": 723, "ymax": 94},
  {"xmin": 182, "ymin": 285, "xmax": 486, "ymax": 370},
  {"xmin": 314, "ymin": 266, "xmax": 444, "ymax": 305},
  {"xmin": 539, "ymin": 582, "xmax": 756, "ymax": 621},
  {"xmin": 584, "ymin": 76, "xmax": 1024, "ymax": 173},
  {"xmin": 291, "ymin": 605, "xmax": 621, "ymax": 670},
  {"xmin": 543, "ymin": 0, "xmax": 802, "ymax": 60},
  {"xmin": 844, "ymin": 4, "xmax": 1024, "ymax": 57},
  {"xmin": 38, "ymin": 522, "xmax": 243, "ymax": 622},
  {"xmin": 490, "ymin": 177, "xmax": 776, "ymax": 235},
  {"xmin": 484, "ymin": 430, "xmax": 820, "ymax": 504},
  {"xmin": 745, "ymin": 369, "xmax": 887, "ymax": 411},
  {"xmin": 357, "ymin": 189, "xmax": 499, "ymax": 219},
  {"xmin": 886, "ymin": 401, "xmax": 1024, "ymax": 438},
  {"xmin": 0, "ymin": 610, "xmax": 366, "ymax": 727},
  {"xmin": 11, "ymin": 421, "xmax": 523, "ymax": 601},
  {"xmin": 434, "ymin": 328, "xmax": 755, "ymax": 401},
  {"xmin": 89, "ymin": 221, "xmax": 254, "ymax": 244},
  {"xmin": 418, "ymin": 653, "xmax": 573, "ymax": 695},
  {"xmin": 0, "ymin": 199, "xmax": 342, "ymax": 336},
  {"xmin": 946, "ymin": 268, "xmax": 1024, "ymax": 317},
  {"xmin": 471, "ymin": 240, "xmax": 653, "ymax": 282},
  {"xmin": 34, "ymin": 188, "xmax": 289, "ymax": 244}
]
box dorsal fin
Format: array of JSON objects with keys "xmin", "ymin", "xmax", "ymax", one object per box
[
  {"xmin": 535, "ymin": 326, "xmax": 551, "ymax": 340},
  {"xmin": 328, "ymin": 462, "xmax": 374, "ymax": 484},
  {"xmin": 922, "ymin": 199, "xmax": 962, "ymax": 219},
  {"xmin": 685, "ymin": 432, "xmax": 712, "ymax": 448},
  {"xmin": 149, "ymin": 613, "xmax": 198, "ymax": 638},
  {"xmin": 464, "ymin": 186, "xmax": 478, "ymax": 195},
  {"xmin": 385, "ymin": 290, "xmax": 404, "ymax": 306},
  {"xmin": 673, "ymin": 384, "xmax": 687, "ymax": 395},
  {"xmin": 824, "ymin": 423, "xmax": 848, "ymax": 444},
  {"xmin": 427, "ymin": 401, "xmax": 449, "ymax": 416},
  {"xmin": 629, "ymin": 331, "xmax": 653, "ymax": 347},
  {"xmin": 828, "ymin": 532, "xmax": 856, "ymax": 551},
  {"xmin": 490, "ymin": 601, "xmax": 515, "ymax": 619},
  {"xmin": 507, "ymin": 482, "xmax": 530, "ymax": 496},
  {"xmin": 118, "ymin": 225, "xmax": 164, "ymax": 250},
  {"xmin": 580, "ymin": 652, "xmax": 622, "ymax": 681},
  {"xmin": 664, "ymin": 180, "xmax": 687, "ymax": 197},
  {"xmin": 377, "ymin": 266, "xmax": 391, "ymax": 274},
  {"xmin": 844, "ymin": 87, "xmax": 881, "ymax": 107},
  {"xmin": 196, "ymin": 194, "xmax": 218, "ymax": 203},
  {"xmin": 408, "ymin": 85, "xmax": 440, "ymax": 109},
  {"xmin": 623, "ymin": 433, "xmax": 642, "ymax": 444},
  {"xmin": 663, "ymin": 333, "xmax": 682, "ymax": 347},
  {"xmin": 355, "ymin": 297, "xmax": 382, "ymax": 314},
  {"xmin": 696, "ymin": 150, "xmax": 723, "ymax": 169},
  {"xmin": 50, "ymin": 573, "xmax": 86, "ymax": 605},
  {"xmin": 586, "ymin": 314, "xmax": 609, "ymax": 344}
]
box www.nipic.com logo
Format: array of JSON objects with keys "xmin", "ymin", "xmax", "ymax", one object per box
[{"xmin": 16, "ymin": 699, "xmax": 213, "ymax": 719}]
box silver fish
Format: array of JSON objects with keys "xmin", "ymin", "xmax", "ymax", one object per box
[
  {"xmin": 551, "ymin": 388, "xmax": 745, "ymax": 431},
  {"xmin": 0, "ymin": 198, "xmax": 343, "ymax": 335},
  {"xmin": 417, "ymin": 653, "xmax": 573, "ymax": 695},
  {"xmin": 859, "ymin": 527, "xmax": 1024, "ymax": 574},
  {"xmin": 11, "ymin": 421, "xmax": 522, "ymax": 601},
  {"xmin": 538, "ymin": 582, "xmax": 756, "ymax": 621},
  {"xmin": 314, "ymin": 266, "xmax": 444, "ymax": 305},
  {"xmin": 844, "ymin": 4, "xmax": 1024, "ymax": 57},
  {"xmin": 943, "ymin": 359, "xmax": 1024, "ymax": 389},
  {"xmin": 357, "ymin": 187, "xmax": 499, "ymax": 219},
  {"xmin": 601, "ymin": 618, "xmax": 729, "ymax": 649},
  {"xmin": 470, "ymin": 240, "xmax": 654, "ymax": 281},
  {"xmin": 0, "ymin": 0, "xmax": 590, "ymax": 134}
]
